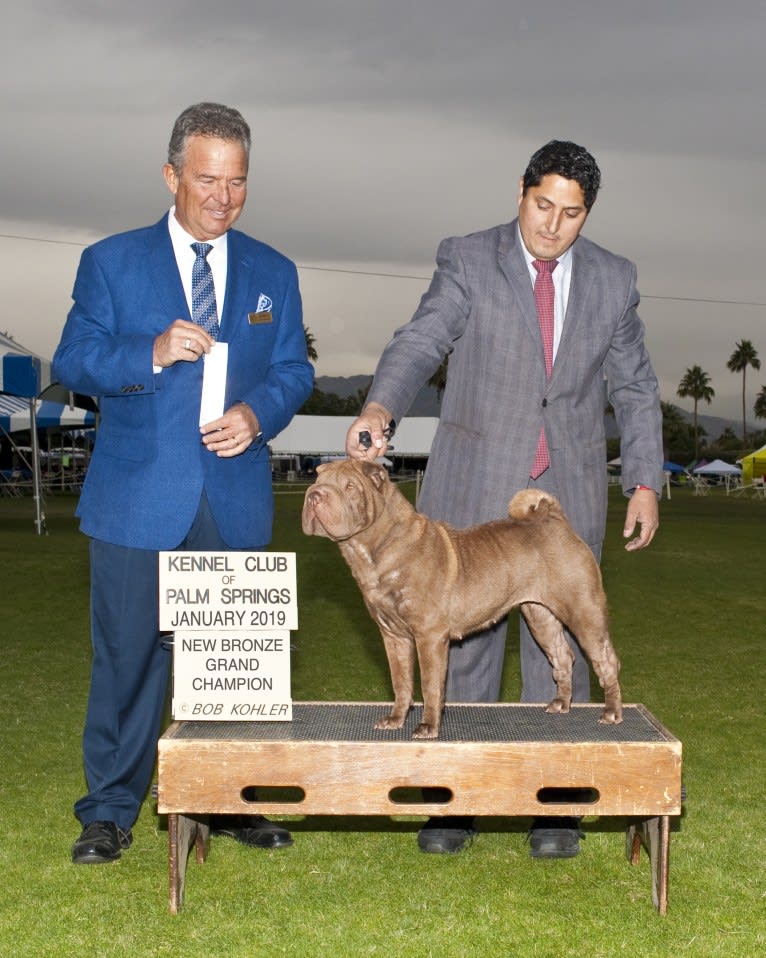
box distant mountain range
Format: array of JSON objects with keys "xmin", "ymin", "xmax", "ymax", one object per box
[
  {"xmin": 315, "ymin": 375, "xmax": 750, "ymax": 439},
  {"xmin": 316, "ymin": 374, "xmax": 440, "ymax": 417}
]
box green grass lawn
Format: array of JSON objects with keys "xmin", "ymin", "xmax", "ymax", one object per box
[{"xmin": 0, "ymin": 484, "xmax": 764, "ymax": 957}]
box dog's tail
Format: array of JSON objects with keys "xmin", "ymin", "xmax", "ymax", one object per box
[{"xmin": 507, "ymin": 489, "xmax": 564, "ymax": 521}]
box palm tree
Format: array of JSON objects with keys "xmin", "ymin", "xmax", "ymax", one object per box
[
  {"xmin": 677, "ymin": 366, "xmax": 715, "ymax": 460},
  {"xmin": 727, "ymin": 340, "xmax": 760, "ymax": 444},
  {"xmin": 661, "ymin": 401, "xmax": 696, "ymax": 462},
  {"xmin": 304, "ymin": 326, "xmax": 318, "ymax": 362},
  {"xmin": 755, "ymin": 385, "xmax": 766, "ymax": 422}
]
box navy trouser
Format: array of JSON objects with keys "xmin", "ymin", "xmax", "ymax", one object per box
[{"xmin": 75, "ymin": 491, "xmax": 257, "ymax": 829}]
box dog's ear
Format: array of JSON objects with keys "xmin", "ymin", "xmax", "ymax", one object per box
[{"xmin": 358, "ymin": 460, "xmax": 389, "ymax": 489}]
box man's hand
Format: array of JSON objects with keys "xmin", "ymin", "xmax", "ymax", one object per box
[
  {"xmin": 201, "ymin": 402, "xmax": 261, "ymax": 458},
  {"xmin": 623, "ymin": 487, "xmax": 659, "ymax": 551},
  {"xmin": 153, "ymin": 319, "xmax": 214, "ymax": 368},
  {"xmin": 345, "ymin": 402, "xmax": 394, "ymax": 459}
]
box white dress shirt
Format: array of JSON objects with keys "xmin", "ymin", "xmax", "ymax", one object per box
[
  {"xmin": 167, "ymin": 206, "xmax": 228, "ymax": 321},
  {"xmin": 152, "ymin": 210, "xmax": 230, "ymax": 374}
]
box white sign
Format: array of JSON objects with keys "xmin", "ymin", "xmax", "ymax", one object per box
[
  {"xmin": 158, "ymin": 551, "xmax": 298, "ymax": 631},
  {"xmin": 172, "ymin": 631, "xmax": 292, "ymax": 721},
  {"xmin": 159, "ymin": 551, "xmax": 297, "ymax": 722}
]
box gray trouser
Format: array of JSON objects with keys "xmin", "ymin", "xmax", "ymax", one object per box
[
  {"xmin": 444, "ymin": 614, "xmax": 591, "ymax": 704},
  {"xmin": 444, "ymin": 470, "xmax": 599, "ymax": 705}
]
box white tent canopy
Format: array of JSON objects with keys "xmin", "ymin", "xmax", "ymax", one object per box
[
  {"xmin": 692, "ymin": 459, "xmax": 741, "ymax": 475},
  {"xmin": 270, "ymin": 415, "xmax": 438, "ymax": 457}
]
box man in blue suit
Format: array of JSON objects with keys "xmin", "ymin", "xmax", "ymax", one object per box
[{"xmin": 53, "ymin": 102, "xmax": 313, "ymax": 864}]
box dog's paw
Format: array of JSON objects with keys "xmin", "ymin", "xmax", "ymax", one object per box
[
  {"xmin": 598, "ymin": 707, "xmax": 623, "ymax": 724},
  {"xmin": 374, "ymin": 714, "xmax": 406, "ymax": 731},
  {"xmin": 545, "ymin": 698, "xmax": 571, "ymax": 715},
  {"xmin": 412, "ymin": 722, "xmax": 439, "ymax": 739}
]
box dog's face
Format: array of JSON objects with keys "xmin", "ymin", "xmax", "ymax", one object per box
[{"xmin": 302, "ymin": 459, "xmax": 390, "ymax": 540}]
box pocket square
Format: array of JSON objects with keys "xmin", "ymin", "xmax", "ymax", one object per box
[{"xmin": 249, "ymin": 292, "xmax": 273, "ymax": 324}]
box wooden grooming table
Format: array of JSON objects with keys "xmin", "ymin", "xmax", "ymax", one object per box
[{"xmin": 157, "ymin": 702, "xmax": 682, "ymax": 914}]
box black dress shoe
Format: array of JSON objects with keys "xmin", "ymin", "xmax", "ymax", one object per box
[
  {"xmin": 72, "ymin": 820, "xmax": 133, "ymax": 864},
  {"xmin": 527, "ymin": 817, "xmax": 584, "ymax": 859},
  {"xmin": 417, "ymin": 816, "xmax": 477, "ymax": 854},
  {"xmin": 210, "ymin": 815, "xmax": 293, "ymax": 849}
]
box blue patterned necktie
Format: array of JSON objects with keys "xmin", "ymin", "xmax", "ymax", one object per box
[{"xmin": 191, "ymin": 242, "xmax": 220, "ymax": 339}]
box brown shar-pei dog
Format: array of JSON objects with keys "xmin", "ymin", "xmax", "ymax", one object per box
[{"xmin": 302, "ymin": 459, "xmax": 622, "ymax": 739}]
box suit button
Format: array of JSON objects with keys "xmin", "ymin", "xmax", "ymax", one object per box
[{"xmin": 541, "ymin": 398, "xmax": 548, "ymax": 407}]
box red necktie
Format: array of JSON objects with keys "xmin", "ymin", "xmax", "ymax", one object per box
[{"xmin": 529, "ymin": 258, "xmax": 558, "ymax": 479}]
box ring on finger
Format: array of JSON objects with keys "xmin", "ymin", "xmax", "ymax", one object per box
[{"xmin": 183, "ymin": 338, "xmax": 191, "ymax": 350}]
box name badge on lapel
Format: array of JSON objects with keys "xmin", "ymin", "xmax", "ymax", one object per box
[{"xmin": 249, "ymin": 293, "xmax": 273, "ymax": 325}]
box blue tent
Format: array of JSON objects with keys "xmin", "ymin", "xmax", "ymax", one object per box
[
  {"xmin": 0, "ymin": 394, "xmax": 95, "ymax": 432},
  {"xmin": 1, "ymin": 331, "xmax": 51, "ymax": 398},
  {"xmin": 1, "ymin": 332, "xmax": 94, "ymax": 533}
]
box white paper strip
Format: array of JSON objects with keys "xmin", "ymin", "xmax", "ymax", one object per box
[{"xmin": 199, "ymin": 341, "xmax": 228, "ymax": 426}]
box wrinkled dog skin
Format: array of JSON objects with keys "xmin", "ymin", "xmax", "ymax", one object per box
[{"xmin": 302, "ymin": 459, "xmax": 622, "ymax": 739}]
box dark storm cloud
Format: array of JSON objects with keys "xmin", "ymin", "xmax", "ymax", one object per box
[{"xmin": 2, "ymin": 0, "xmax": 765, "ymax": 419}]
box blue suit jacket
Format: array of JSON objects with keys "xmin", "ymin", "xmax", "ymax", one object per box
[{"xmin": 53, "ymin": 215, "xmax": 313, "ymax": 549}]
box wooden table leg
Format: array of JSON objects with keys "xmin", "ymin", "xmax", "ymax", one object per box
[
  {"xmin": 168, "ymin": 813, "xmax": 180, "ymax": 915},
  {"xmin": 168, "ymin": 813, "xmax": 203, "ymax": 914},
  {"xmin": 195, "ymin": 817, "xmax": 210, "ymax": 865},
  {"xmin": 655, "ymin": 815, "xmax": 670, "ymax": 916},
  {"xmin": 626, "ymin": 816, "xmax": 670, "ymax": 915}
]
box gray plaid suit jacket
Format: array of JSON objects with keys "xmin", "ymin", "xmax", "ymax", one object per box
[{"xmin": 367, "ymin": 219, "xmax": 663, "ymax": 548}]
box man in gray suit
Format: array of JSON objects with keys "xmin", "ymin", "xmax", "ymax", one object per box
[{"xmin": 345, "ymin": 140, "xmax": 663, "ymax": 858}]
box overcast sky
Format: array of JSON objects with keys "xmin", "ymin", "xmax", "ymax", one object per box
[{"xmin": 2, "ymin": 0, "xmax": 765, "ymax": 425}]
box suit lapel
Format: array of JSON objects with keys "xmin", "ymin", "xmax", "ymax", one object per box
[
  {"xmin": 145, "ymin": 219, "xmax": 258, "ymax": 339},
  {"xmin": 220, "ymin": 229, "xmax": 255, "ymax": 345},
  {"xmin": 498, "ymin": 225, "xmax": 599, "ymax": 384},
  {"xmin": 496, "ymin": 221, "xmax": 541, "ymax": 349},
  {"xmin": 146, "ymin": 215, "xmax": 190, "ymax": 323},
  {"xmin": 552, "ymin": 237, "xmax": 596, "ymax": 382}
]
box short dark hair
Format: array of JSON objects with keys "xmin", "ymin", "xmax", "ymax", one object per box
[
  {"xmin": 167, "ymin": 102, "xmax": 251, "ymax": 173},
  {"xmin": 522, "ymin": 140, "xmax": 601, "ymax": 211}
]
